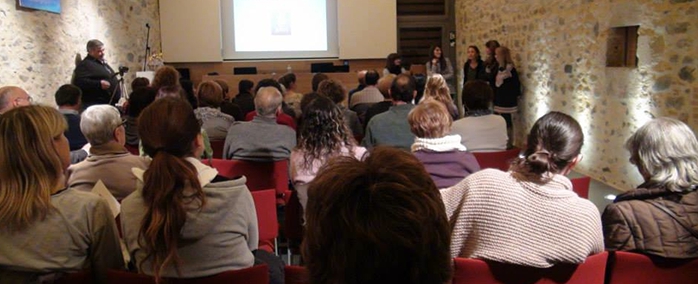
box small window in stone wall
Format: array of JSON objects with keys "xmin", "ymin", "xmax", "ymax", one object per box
[{"xmin": 606, "ymin": 26, "xmax": 639, "ymax": 67}]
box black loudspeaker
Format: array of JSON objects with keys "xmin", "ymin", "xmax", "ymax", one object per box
[
  {"xmin": 310, "ymin": 62, "xmax": 334, "ymax": 73},
  {"xmin": 333, "ymin": 65, "xmax": 350, "ymax": 73},
  {"xmin": 234, "ymin": 67, "xmax": 258, "ymax": 75}
]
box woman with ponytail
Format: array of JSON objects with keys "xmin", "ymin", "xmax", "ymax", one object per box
[
  {"xmin": 441, "ymin": 111, "xmax": 603, "ymax": 268},
  {"xmin": 120, "ymin": 97, "xmax": 259, "ymax": 281}
]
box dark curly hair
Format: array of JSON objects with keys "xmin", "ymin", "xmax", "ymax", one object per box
[{"xmin": 296, "ymin": 96, "xmax": 355, "ymax": 170}]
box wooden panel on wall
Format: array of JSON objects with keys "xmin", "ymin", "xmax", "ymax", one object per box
[
  {"xmin": 399, "ymin": 27, "xmax": 442, "ymax": 66},
  {"xmin": 397, "ymin": 0, "xmax": 446, "ymax": 16}
]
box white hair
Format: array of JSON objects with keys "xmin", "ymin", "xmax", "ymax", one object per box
[
  {"xmin": 254, "ymin": 87, "xmax": 282, "ymax": 117},
  {"xmin": 80, "ymin": 105, "xmax": 121, "ymax": 146},
  {"xmin": 626, "ymin": 117, "xmax": 698, "ymax": 192}
]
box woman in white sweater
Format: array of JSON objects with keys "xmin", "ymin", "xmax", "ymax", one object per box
[{"xmin": 441, "ymin": 111, "xmax": 603, "ymax": 267}]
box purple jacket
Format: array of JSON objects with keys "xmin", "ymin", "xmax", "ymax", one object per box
[{"xmin": 412, "ymin": 150, "xmax": 481, "ymax": 188}]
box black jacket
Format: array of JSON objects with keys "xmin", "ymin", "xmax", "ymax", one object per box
[
  {"xmin": 493, "ymin": 67, "xmax": 521, "ymax": 108},
  {"xmin": 462, "ymin": 59, "xmax": 487, "ymax": 86},
  {"xmin": 73, "ymin": 55, "xmax": 120, "ymax": 106}
]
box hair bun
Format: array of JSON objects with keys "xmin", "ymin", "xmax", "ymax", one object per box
[{"xmin": 526, "ymin": 150, "xmax": 553, "ymax": 174}]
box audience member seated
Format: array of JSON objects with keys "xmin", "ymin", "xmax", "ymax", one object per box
[
  {"xmin": 225, "ymin": 87, "xmax": 296, "ymax": 161},
  {"xmin": 55, "ymin": 84, "xmax": 88, "ymax": 150},
  {"xmin": 420, "ymin": 74, "xmax": 458, "ymax": 120},
  {"xmin": 232, "ymin": 79, "xmax": 255, "ymax": 118},
  {"xmin": 244, "ymin": 79, "xmax": 297, "ymax": 130},
  {"xmin": 441, "ymin": 111, "xmax": 604, "ymax": 266},
  {"xmin": 317, "ymin": 79, "xmax": 363, "ymax": 138},
  {"xmin": 216, "ymin": 79, "xmax": 244, "ymax": 121},
  {"xmin": 67, "ymin": 105, "xmax": 149, "ymax": 201},
  {"xmin": 279, "ymin": 73, "xmax": 303, "ymax": 118},
  {"xmin": 603, "ymin": 117, "xmax": 698, "ymax": 259},
  {"xmin": 451, "ymin": 80, "xmax": 507, "ymax": 152},
  {"xmin": 194, "ymin": 81, "xmax": 235, "ymax": 141},
  {"xmin": 302, "ymin": 147, "xmax": 451, "ymax": 284},
  {"xmin": 151, "ymin": 66, "xmax": 184, "ymax": 99},
  {"xmin": 349, "ymin": 70, "xmax": 382, "ymax": 121},
  {"xmin": 121, "ymin": 97, "xmax": 258, "ymax": 280},
  {"xmin": 311, "ymin": 72, "xmax": 329, "ymax": 93},
  {"xmin": 363, "ymin": 74, "xmax": 396, "ymax": 129},
  {"xmin": 383, "ymin": 53, "xmax": 409, "ymax": 76},
  {"xmin": 180, "ymin": 79, "xmax": 198, "ymax": 109},
  {"xmin": 291, "ymin": 96, "xmax": 367, "ymax": 217},
  {"xmin": 0, "ymin": 86, "xmax": 89, "ymax": 163},
  {"xmin": 347, "ymin": 69, "xmax": 367, "ymax": 102},
  {"xmin": 409, "ymin": 101, "xmax": 479, "ymax": 188},
  {"xmin": 0, "ymin": 105, "xmax": 123, "ymax": 283},
  {"xmin": 125, "ymin": 86, "xmax": 156, "ymax": 146},
  {"xmin": 362, "ymin": 74, "xmax": 417, "ymax": 150}
]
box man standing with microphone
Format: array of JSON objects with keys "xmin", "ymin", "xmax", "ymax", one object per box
[{"xmin": 73, "ymin": 39, "xmax": 121, "ymax": 109}]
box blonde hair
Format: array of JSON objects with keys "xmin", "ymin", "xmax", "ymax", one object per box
[
  {"xmin": 423, "ymin": 74, "xmax": 454, "ymax": 107},
  {"xmin": 408, "ymin": 100, "xmax": 452, "ymax": 138},
  {"xmin": 197, "ymin": 81, "xmax": 224, "ymax": 108},
  {"xmin": 0, "ymin": 105, "xmax": 67, "ymax": 231},
  {"xmin": 496, "ymin": 46, "xmax": 515, "ymax": 68}
]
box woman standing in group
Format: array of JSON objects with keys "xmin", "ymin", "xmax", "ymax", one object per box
[
  {"xmin": 291, "ymin": 96, "xmax": 367, "ymax": 216},
  {"xmin": 462, "ymin": 45, "xmax": 487, "ymax": 86},
  {"xmin": 426, "ymin": 45, "xmax": 455, "ymax": 101},
  {"xmin": 483, "ymin": 40, "xmax": 501, "ymax": 85},
  {"xmin": 493, "ymin": 46, "xmax": 521, "ymax": 146},
  {"xmin": 383, "ymin": 53, "xmax": 408, "ymax": 76},
  {"xmin": 0, "ymin": 105, "xmax": 123, "ymax": 283}
]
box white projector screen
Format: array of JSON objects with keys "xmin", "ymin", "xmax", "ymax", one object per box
[{"xmin": 221, "ymin": 0, "xmax": 339, "ymax": 60}]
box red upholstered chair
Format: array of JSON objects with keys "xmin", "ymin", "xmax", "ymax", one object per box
[
  {"xmin": 209, "ymin": 140, "xmax": 225, "ymax": 159},
  {"xmin": 285, "ymin": 265, "xmax": 310, "ymax": 284},
  {"xmin": 125, "ymin": 144, "xmax": 140, "ymax": 155},
  {"xmin": 251, "ymin": 189, "xmax": 279, "ymax": 254},
  {"xmin": 106, "ymin": 265, "xmax": 269, "ymax": 284},
  {"xmin": 452, "ymin": 252, "xmax": 608, "ymax": 284},
  {"xmin": 570, "ymin": 176, "xmax": 591, "ymax": 199},
  {"xmin": 202, "ymin": 159, "xmax": 291, "ymax": 205},
  {"xmin": 471, "ymin": 148, "xmax": 521, "ymax": 171},
  {"xmin": 606, "ymin": 251, "xmax": 698, "ymax": 284},
  {"xmin": 55, "ymin": 270, "xmax": 91, "ymax": 284}
]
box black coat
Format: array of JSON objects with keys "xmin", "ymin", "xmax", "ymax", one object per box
[
  {"xmin": 493, "ymin": 67, "xmax": 521, "ymax": 108},
  {"xmin": 73, "ymin": 55, "xmax": 120, "ymax": 106},
  {"xmin": 462, "ymin": 59, "xmax": 487, "ymax": 86}
]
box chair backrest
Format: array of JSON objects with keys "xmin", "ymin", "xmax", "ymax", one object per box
[
  {"xmin": 209, "ymin": 140, "xmax": 225, "ymax": 159},
  {"xmin": 55, "ymin": 270, "xmax": 91, "ymax": 284},
  {"xmin": 471, "ymin": 148, "xmax": 521, "ymax": 172},
  {"xmin": 125, "ymin": 144, "xmax": 140, "ymax": 155},
  {"xmin": 453, "ymin": 252, "xmax": 608, "ymax": 284},
  {"xmin": 570, "ymin": 176, "xmax": 591, "ymax": 199},
  {"xmin": 106, "ymin": 265, "xmax": 269, "ymax": 284},
  {"xmin": 284, "ymin": 190, "xmax": 304, "ymax": 242},
  {"xmin": 285, "ymin": 265, "xmax": 310, "ymax": 284},
  {"xmin": 251, "ymin": 189, "xmax": 279, "ymax": 252},
  {"xmin": 606, "ymin": 251, "xmax": 698, "ymax": 284},
  {"xmin": 203, "ymin": 159, "xmax": 290, "ymax": 205}
]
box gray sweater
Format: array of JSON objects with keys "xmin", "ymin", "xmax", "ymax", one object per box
[
  {"xmin": 0, "ymin": 189, "xmax": 124, "ymax": 283},
  {"xmin": 223, "ymin": 115, "xmax": 296, "ymax": 161},
  {"xmin": 120, "ymin": 158, "xmax": 259, "ymax": 278}
]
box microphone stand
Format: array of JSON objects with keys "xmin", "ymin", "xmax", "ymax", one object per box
[{"xmin": 142, "ymin": 23, "xmax": 151, "ymax": 71}]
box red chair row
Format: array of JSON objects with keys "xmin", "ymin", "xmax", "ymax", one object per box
[{"xmin": 202, "ymin": 158, "xmax": 291, "ymax": 205}]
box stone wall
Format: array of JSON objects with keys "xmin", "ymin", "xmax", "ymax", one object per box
[
  {"xmin": 456, "ymin": 0, "xmax": 698, "ymax": 190},
  {"xmin": 0, "ymin": 0, "xmax": 161, "ymax": 105}
]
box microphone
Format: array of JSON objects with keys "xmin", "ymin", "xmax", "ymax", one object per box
[{"xmin": 146, "ymin": 23, "xmax": 150, "ymax": 28}]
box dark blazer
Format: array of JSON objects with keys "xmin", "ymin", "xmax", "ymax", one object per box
[
  {"xmin": 462, "ymin": 59, "xmax": 487, "ymax": 86},
  {"xmin": 62, "ymin": 112, "xmax": 88, "ymax": 151},
  {"xmin": 73, "ymin": 55, "xmax": 120, "ymax": 106}
]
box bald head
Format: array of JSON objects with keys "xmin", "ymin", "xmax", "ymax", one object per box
[
  {"xmin": 254, "ymin": 87, "xmax": 283, "ymax": 117},
  {"xmin": 0, "ymin": 86, "xmax": 31, "ymax": 114},
  {"xmin": 357, "ymin": 70, "xmax": 367, "ymax": 85}
]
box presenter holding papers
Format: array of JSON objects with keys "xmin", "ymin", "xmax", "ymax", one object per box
[{"xmin": 74, "ymin": 39, "xmax": 121, "ymax": 108}]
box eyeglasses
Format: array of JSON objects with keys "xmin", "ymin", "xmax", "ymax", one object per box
[{"xmin": 114, "ymin": 118, "xmax": 127, "ymax": 131}]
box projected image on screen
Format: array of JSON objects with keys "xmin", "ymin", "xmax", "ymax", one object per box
[{"xmin": 234, "ymin": 0, "xmax": 327, "ymax": 52}]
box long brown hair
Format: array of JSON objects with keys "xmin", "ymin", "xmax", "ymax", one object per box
[
  {"xmin": 136, "ymin": 97, "xmax": 206, "ymax": 281},
  {"xmin": 484, "ymin": 40, "xmax": 500, "ymax": 70},
  {"xmin": 0, "ymin": 105, "xmax": 67, "ymax": 231}
]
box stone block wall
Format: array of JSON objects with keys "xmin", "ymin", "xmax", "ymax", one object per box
[
  {"xmin": 456, "ymin": 0, "xmax": 698, "ymax": 190},
  {"xmin": 0, "ymin": 0, "xmax": 161, "ymax": 105}
]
